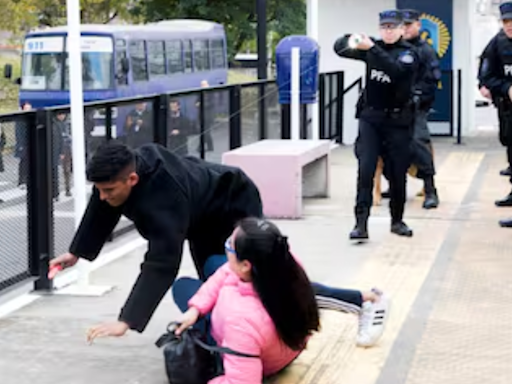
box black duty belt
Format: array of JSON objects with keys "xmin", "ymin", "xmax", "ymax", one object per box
[{"xmin": 365, "ymin": 106, "xmax": 404, "ymax": 113}]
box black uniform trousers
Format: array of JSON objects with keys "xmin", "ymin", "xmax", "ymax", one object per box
[
  {"xmin": 410, "ymin": 111, "xmax": 435, "ymax": 179},
  {"xmin": 187, "ymin": 180, "xmax": 264, "ymax": 281},
  {"xmin": 497, "ymin": 100, "xmax": 512, "ymax": 184},
  {"xmin": 355, "ymin": 112, "xmax": 412, "ymax": 223},
  {"xmin": 383, "ymin": 111, "xmax": 435, "ymax": 181}
]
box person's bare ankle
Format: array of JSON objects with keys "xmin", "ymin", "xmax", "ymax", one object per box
[{"xmin": 361, "ymin": 291, "xmax": 379, "ymax": 303}]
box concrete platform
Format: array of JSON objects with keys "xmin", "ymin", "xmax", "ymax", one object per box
[{"xmin": 1, "ymin": 130, "xmax": 511, "ymax": 384}]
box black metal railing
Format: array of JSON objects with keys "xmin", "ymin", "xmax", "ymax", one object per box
[{"xmin": 0, "ymin": 67, "xmax": 462, "ymax": 295}]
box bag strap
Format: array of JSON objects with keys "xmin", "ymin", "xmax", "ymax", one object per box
[
  {"xmin": 192, "ymin": 334, "xmax": 259, "ymax": 358},
  {"xmin": 157, "ymin": 322, "xmax": 259, "ymax": 358}
]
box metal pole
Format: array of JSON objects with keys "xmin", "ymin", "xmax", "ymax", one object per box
[
  {"xmin": 456, "ymin": 69, "xmax": 463, "ymax": 145},
  {"xmin": 257, "ymin": 0, "xmax": 267, "ymax": 80}
]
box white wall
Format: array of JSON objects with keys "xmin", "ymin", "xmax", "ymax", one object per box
[
  {"xmin": 453, "ymin": 0, "xmax": 477, "ymax": 137},
  {"xmin": 316, "ymin": 0, "xmax": 395, "ymax": 144}
]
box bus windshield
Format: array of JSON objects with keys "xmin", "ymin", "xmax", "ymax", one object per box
[{"xmin": 21, "ymin": 35, "xmax": 114, "ymax": 91}]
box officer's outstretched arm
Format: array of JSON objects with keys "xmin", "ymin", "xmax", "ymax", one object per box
[
  {"xmin": 367, "ymin": 45, "xmax": 417, "ymax": 79},
  {"xmin": 333, "ymin": 35, "xmax": 368, "ymax": 61}
]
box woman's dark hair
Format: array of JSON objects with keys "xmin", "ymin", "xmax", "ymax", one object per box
[{"xmin": 234, "ymin": 217, "xmax": 320, "ymax": 350}]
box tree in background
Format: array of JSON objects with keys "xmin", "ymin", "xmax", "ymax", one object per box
[
  {"xmin": 0, "ymin": 0, "xmax": 306, "ymax": 59},
  {"xmin": 0, "ymin": 0, "xmax": 135, "ymax": 36},
  {"xmin": 0, "ymin": 0, "xmax": 38, "ymax": 37},
  {"xmin": 37, "ymin": 0, "xmax": 137, "ymax": 26},
  {"xmin": 129, "ymin": 0, "xmax": 306, "ymax": 61}
]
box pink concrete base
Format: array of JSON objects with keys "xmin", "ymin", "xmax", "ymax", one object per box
[{"xmin": 222, "ymin": 140, "xmax": 331, "ymax": 219}]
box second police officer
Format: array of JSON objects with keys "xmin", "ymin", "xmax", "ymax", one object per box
[
  {"xmin": 334, "ymin": 9, "xmax": 419, "ymax": 241},
  {"xmin": 392, "ymin": 8, "xmax": 441, "ymax": 210},
  {"xmin": 478, "ymin": 1, "xmax": 512, "ymax": 227}
]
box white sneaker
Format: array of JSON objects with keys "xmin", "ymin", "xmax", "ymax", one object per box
[{"xmin": 356, "ymin": 289, "xmax": 390, "ymax": 348}]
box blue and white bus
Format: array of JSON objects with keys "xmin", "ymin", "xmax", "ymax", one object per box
[{"xmin": 5, "ymin": 19, "xmax": 228, "ymax": 138}]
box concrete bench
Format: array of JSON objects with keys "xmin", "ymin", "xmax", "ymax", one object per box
[{"xmin": 222, "ymin": 139, "xmax": 331, "ymax": 219}]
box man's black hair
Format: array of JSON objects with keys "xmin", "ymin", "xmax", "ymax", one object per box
[{"xmin": 86, "ymin": 142, "xmax": 136, "ymax": 183}]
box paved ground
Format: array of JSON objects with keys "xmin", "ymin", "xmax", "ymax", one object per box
[{"xmin": 1, "ymin": 106, "xmax": 511, "ymax": 384}]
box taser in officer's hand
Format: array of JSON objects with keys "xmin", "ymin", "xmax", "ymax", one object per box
[{"xmin": 348, "ymin": 34, "xmax": 363, "ymax": 49}]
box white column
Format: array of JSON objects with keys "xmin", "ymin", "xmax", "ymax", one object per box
[
  {"xmin": 66, "ymin": 0, "xmax": 90, "ymax": 288},
  {"xmin": 307, "ymin": 0, "xmax": 320, "ymax": 140},
  {"xmin": 55, "ymin": 0, "xmax": 112, "ymax": 296},
  {"xmin": 453, "ymin": 0, "xmax": 477, "ymax": 137}
]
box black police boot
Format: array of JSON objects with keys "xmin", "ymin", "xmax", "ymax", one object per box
[
  {"xmin": 350, "ymin": 208, "xmax": 369, "ymax": 241},
  {"xmin": 389, "ymin": 202, "xmax": 412, "ymax": 237},
  {"xmin": 500, "ymin": 166, "xmax": 512, "ymax": 177},
  {"xmin": 391, "ymin": 221, "xmax": 413, "ymax": 237},
  {"xmin": 422, "ymin": 177, "xmax": 439, "ymax": 210},
  {"xmin": 495, "ymin": 191, "xmax": 512, "ymax": 207},
  {"xmin": 499, "ymin": 218, "xmax": 512, "ymax": 228}
]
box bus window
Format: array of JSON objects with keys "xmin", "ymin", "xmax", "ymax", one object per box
[
  {"xmin": 194, "ymin": 40, "xmax": 210, "ymax": 72},
  {"xmin": 147, "ymin": 41, "xmax": 165, "ymax": 76},
  {"xmin": 22, "ymin": 52, "xmax": 63, "ymax": 90},
  {"xmin": 63, "ymin": 37, "xmax": 114, "ymax": 90},
  {"xmin": 115, "ymin": 39, "xmax": 128, "ymax": 86},
  {"xmin": 166, "ymin": 40, "xmax": 183, "ymax": 74},
  {"xmin": 129, "ymin": 40, "xmax": 148, "ymax": 81},
  {"xmin": 183, "ymin": 40, "xmax": 193, "ymax": 73},
  {"xmin": 211, "ymin": 39, "xmax": 226, "ymax": 69}
]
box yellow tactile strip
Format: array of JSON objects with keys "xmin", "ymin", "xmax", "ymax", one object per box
[{"xmin": 269, "ymin": 152, "xmax": 485, "ymax": 384}]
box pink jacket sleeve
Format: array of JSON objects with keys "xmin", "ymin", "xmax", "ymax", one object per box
[
  {"xmin": 290, "ymin": 250, "xmax": 304, "ymax": 268},
  {"xmin": 188, "ymin": 264, "xmax": 230, "ymax": 315},
  {"xmin": 208, "ymin": 315, "xmax": 263, "ymax": 384}
]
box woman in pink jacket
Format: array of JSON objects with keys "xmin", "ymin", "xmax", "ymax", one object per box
[{"xmin": 172, "ymin": 217, "xmax": 320, "ymax": 383}]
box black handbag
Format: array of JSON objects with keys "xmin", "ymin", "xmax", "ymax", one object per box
[{"xmin": 155, "ymin": 322, "xmax": 259, "ymax": 384}]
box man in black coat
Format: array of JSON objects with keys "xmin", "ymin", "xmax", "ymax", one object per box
[{"xmin": 49, "ymin": 142, "xmax": 262, "ymax": 341}]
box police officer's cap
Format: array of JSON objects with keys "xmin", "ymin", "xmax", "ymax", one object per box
[
  {"xmin": 379, "ymin": 10, "xmax": 403, "ymax": 26},
  {"xmin": 401, "ymin": 9, "xmax": 420, "ymax": 23},
  {"xmin": 500, "ymin": 2, "xmax": 512, "ymax": 20}
]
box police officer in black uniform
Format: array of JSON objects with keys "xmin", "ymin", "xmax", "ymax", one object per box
[
  {"xmin": 334, "ymin": 10, "xmax": 419, "ymax": 240},
  {"xmin": 478, "ymin": 2, "xmax": 512, "ymax": 227},
  {"xmin": 393, "ymin": 9, "xmax": 440, "ymax": 209}
]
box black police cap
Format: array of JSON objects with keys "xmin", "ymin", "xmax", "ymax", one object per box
[
  {"xmin": 379, "ymin": 10, "xmax": 403, "ymax": 26},
  {"xmin": 401, "ymin": 9, "xmax": 420, "ymax": 23},
  {"xmin": 501, "ymin": 2, "xmax": 512, "ymax": 20}
]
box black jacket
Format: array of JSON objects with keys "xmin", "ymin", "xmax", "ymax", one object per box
[
  {"xmin": 69, "ymin": 143, "xmax": 262, "ymax": 332},
  {"xmin": 478, "ymin": 29, "xmax": 512, "ymax": 101},
  {"xmin": 407, "ymin": 36, "xmax": 441, "ymax": 110},
  {"xmin": 333, "ymin": 36, "xmax": 419, "ymax": 110}
]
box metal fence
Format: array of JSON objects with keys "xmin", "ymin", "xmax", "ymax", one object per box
[
  {"xmin": 0, "ymin": 68, "xmax": 461, "ymax": 295},
  {"xmin": 0, "ymin": 112, "xmax": 35, "ymax": 292}
]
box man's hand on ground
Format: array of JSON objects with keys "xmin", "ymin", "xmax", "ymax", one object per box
[{"xmin": 87, "ymin": 321, "xmax": 130, "ymax": 344}]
